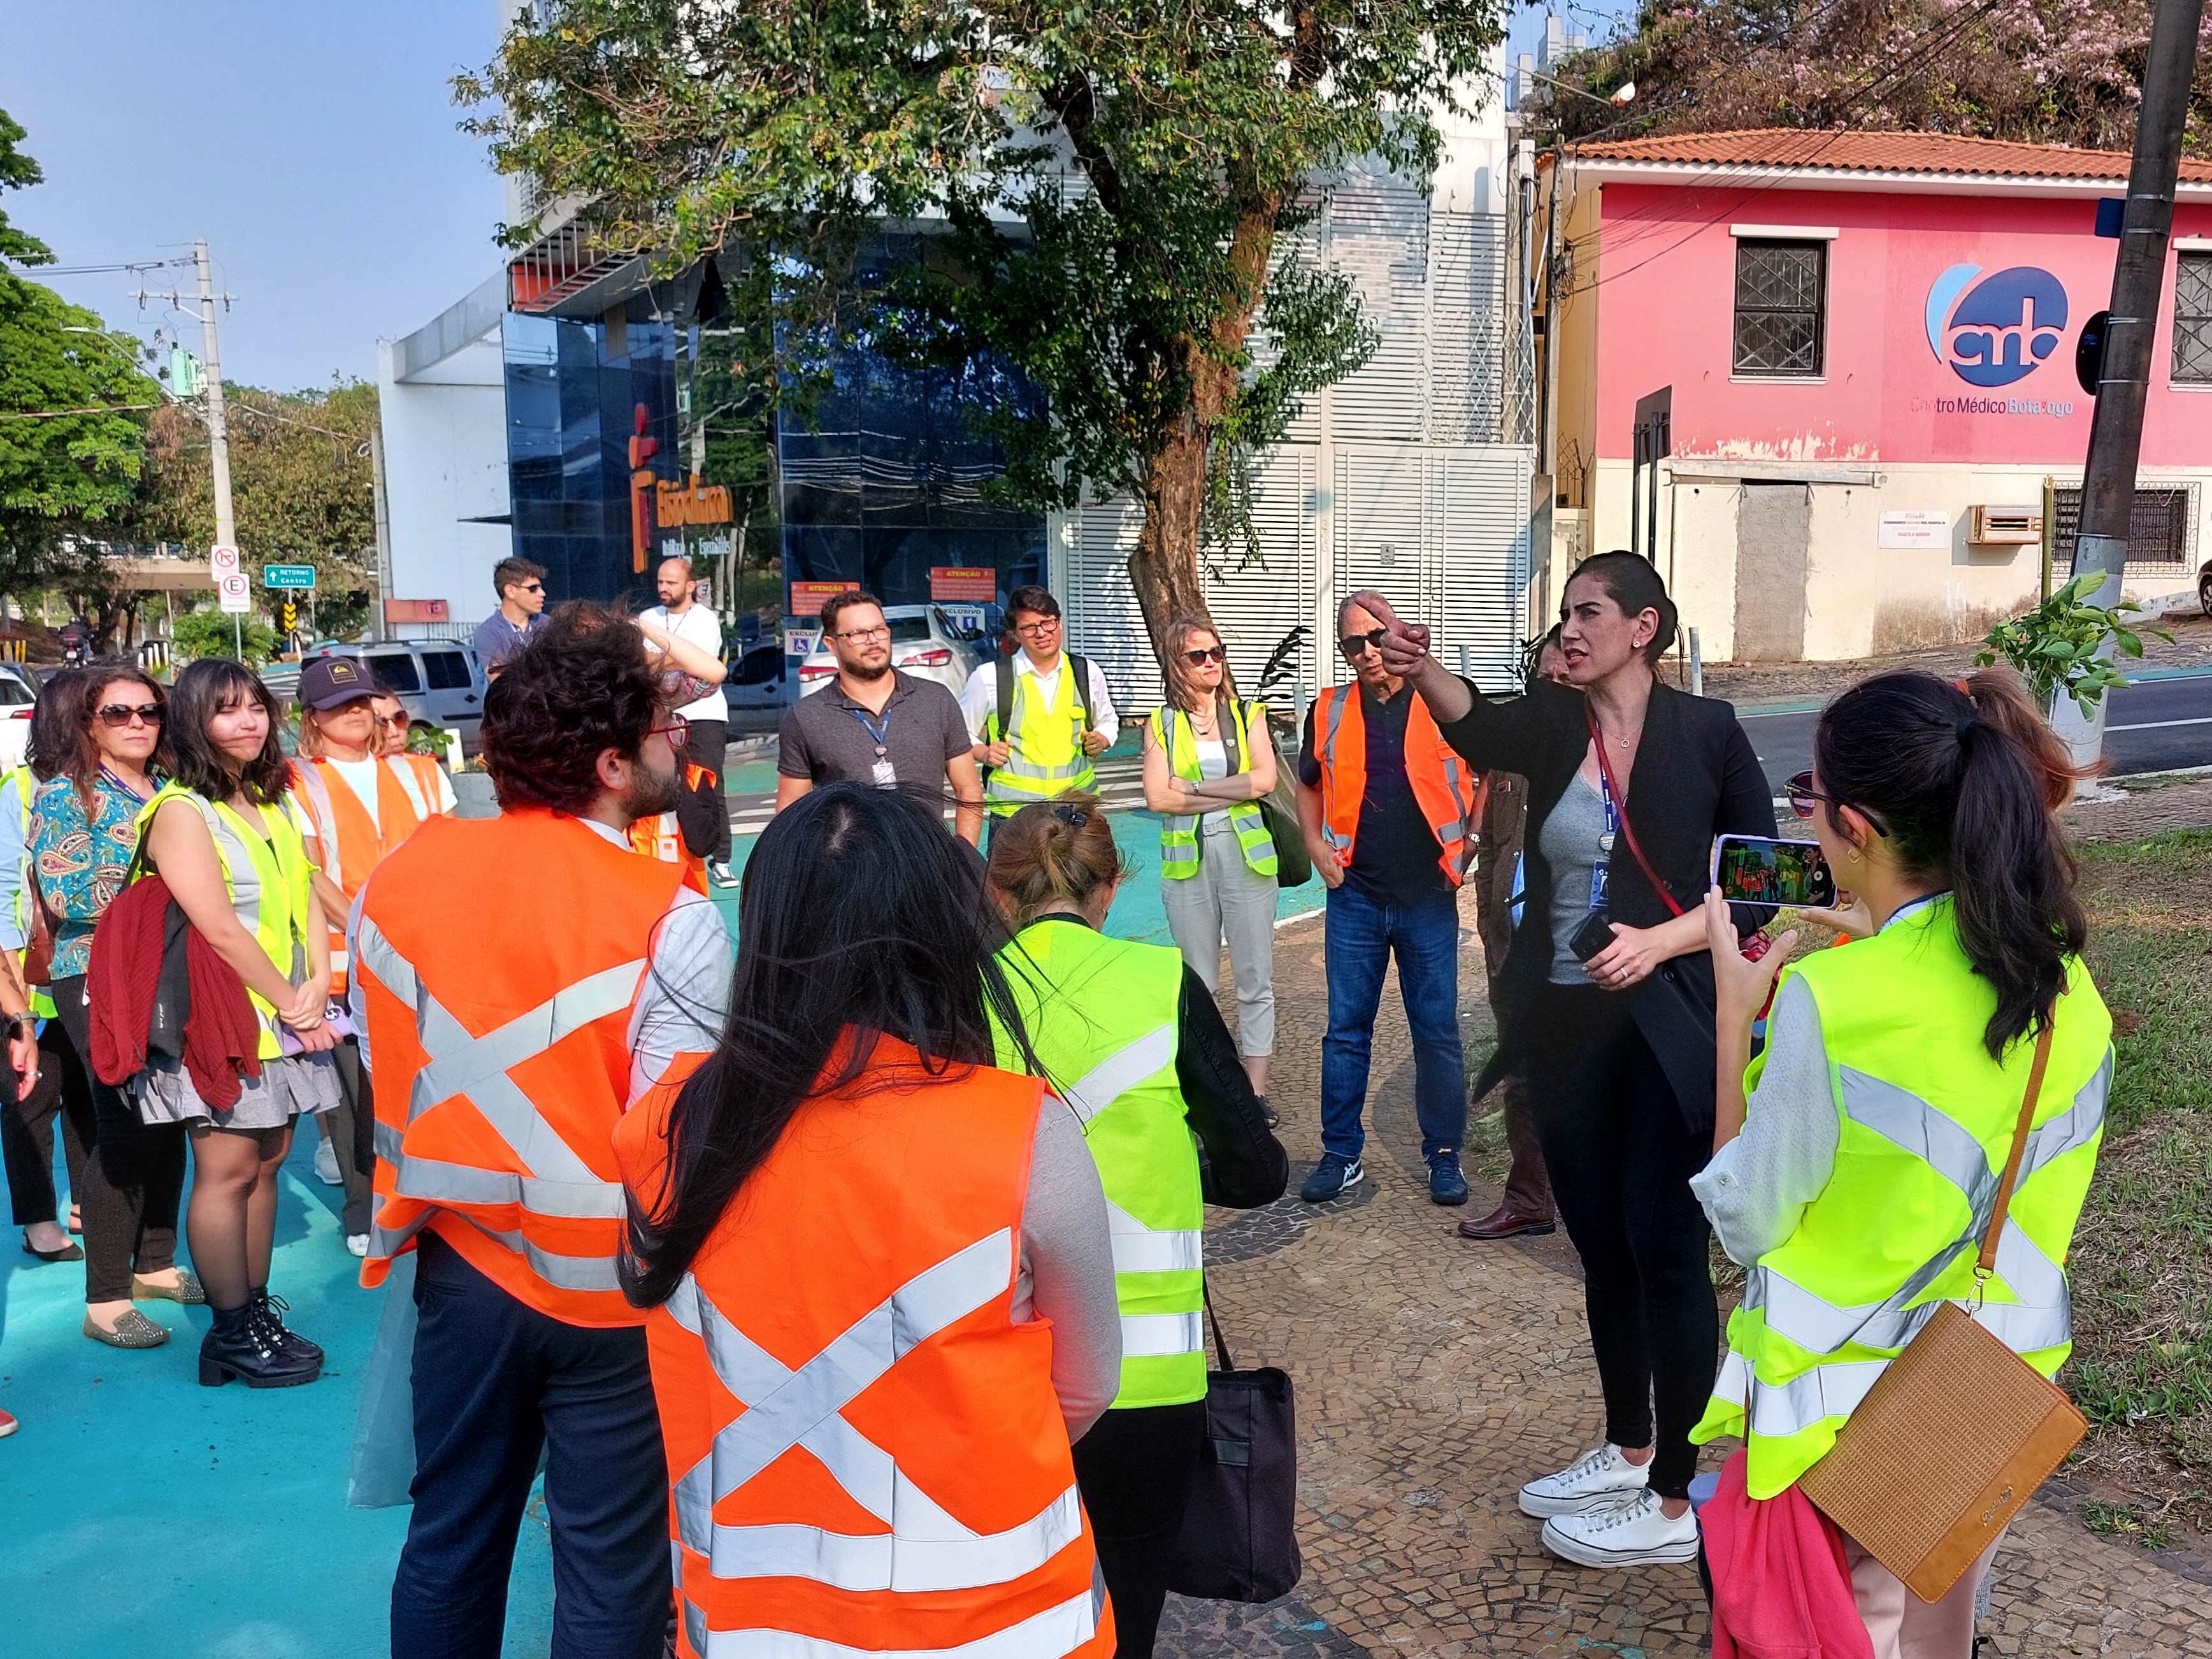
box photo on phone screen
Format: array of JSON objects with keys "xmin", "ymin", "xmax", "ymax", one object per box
[{"xmin": 1711, "ymin": 835, "xmax": 1836, "ymax": 908}]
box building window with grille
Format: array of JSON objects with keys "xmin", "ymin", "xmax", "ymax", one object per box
[
  {"xmin": 1732, "ymin": 240, "xmax": 1827, "ymax": 377},
  {"xmin": 2055, "ymin": 485, "xmax": 2194, "ymax": 573},
  {"xmin": 2173, "ymin": 252, "xmax": 2212, "ymax": 386}
]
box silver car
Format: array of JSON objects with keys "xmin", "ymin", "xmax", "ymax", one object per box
[
  {"xmin": 798, "ymin": 604, "xmax": 980, "ymax": 701},
  {"xmin": 303, "ymin": 641, "xmax": 488, "ymax": 742}
]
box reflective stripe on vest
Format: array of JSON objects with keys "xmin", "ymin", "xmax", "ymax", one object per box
[
  {"xmin": 7, "ymin": 769, "xmax": 52, "ymax": 1019},
  {"xmin": 1151, "ymin": 701, "xmax": 1277, "ymax": 880},
  {"xmin": 986, "ymin": 664, "xmax": 1095, "ymax": 812},
  {"xmin": 290, "ymin": 753, "xmax": 442, "ymax": 993},
  {"xmin": 1316, "ymin": 683, "xmax": 1477, "ymax": 886},
  {"xmin": 676, "ymin": 1583, "xmax": 1109, "ymax": 1659},
  {"xmin": 663, "ymin": 1235, "xmax": 1088, "ymax": 1595},
  {"xmin": 1692, "ymin": 900, "xmax": 2113, "ymax": 1498},
  {"xmin": 139, "ymin": 784, "xmax": 312, "ymax": 1058},
  {"xmin": 993, "ymin": 926, "xmax": 1206, "ymax": 1408}
]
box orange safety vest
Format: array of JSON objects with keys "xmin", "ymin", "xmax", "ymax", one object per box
[
  {"xmin": 614, "ymin": 1038, "xmax": 1115, "ymax": 1659},
  {"xmin": 628, "ymin": 761, "xmax": 713, "ymax": 895},
  {"xmin": 1314, "ymin": 682, "xmax": 1478, "ymax": 886},
  {"xmin": 356, "ymin": 809, "xmax": 693, "ymax": 1326},
  {"xmin": 287, "ymin": 752, "xmax": 448, "ymax": 992}
]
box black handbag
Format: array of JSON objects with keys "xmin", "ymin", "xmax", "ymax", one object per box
[
  {"xmin": 1164, "ymin": 1291, "xmax": 1302, "ymax": 1604},
  {"xmin": 1220, "ymin": 697, "xmax": 1312, "ymax": 889}
]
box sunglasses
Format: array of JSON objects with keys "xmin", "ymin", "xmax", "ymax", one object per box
[
  {"xmin": 1784, "ymin": 770, "xmax": 1888, "ymax": 836},
  {"xmin": 97, "ymin": 702, "xmax": 164, "ymax": 729},
  {"xmin": 1181, "ymin": 645, "xmax": 1226, "ymax": 666},
  {"xmin": 1339, "ymin": 628, "xmax": 1388, "ymax": 659},
  {"xmin": 515, "ymin": 582, "xmax": 545, "ymax": 594},
  {"xmin": 373, "ymin": 712, "xmax": 408, "ymax": 729}
]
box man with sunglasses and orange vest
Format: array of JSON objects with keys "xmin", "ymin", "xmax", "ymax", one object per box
[
  {"xmin": 1294, "ymin": 596, "xmax": 1478, "ymax": 1208},
  {"xmin": 287, "ymin": 656, "xmax": 456, "ymax": 1257},
  {"xmin": 356, "ymin": 605, "xmax": 729, "ymax": 1659}
]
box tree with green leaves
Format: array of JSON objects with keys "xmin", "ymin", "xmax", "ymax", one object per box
[
  {"xmin": 0, "ymin": 108, "xmax": 159, "ymax": 617},
  {"xmin": 460, "ymin": 1, "xmax": 1508, "ymax": 666}
]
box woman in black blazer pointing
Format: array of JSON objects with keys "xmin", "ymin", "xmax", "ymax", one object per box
[{"xmin": 1354, "ymin": 553, "xmax": 1776, "ymax": 1572}]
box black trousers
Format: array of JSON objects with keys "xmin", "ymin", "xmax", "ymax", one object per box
[
  {"xmin": 51, "ymin": 974, "xmax": 187, "ymax": 1304},
  {"xmin": 682, "ymin": 717, "xmax": 731, "ymax": 863},
  {"xmin": 1070, "ymin": 1400, "xmax": 1207, "ymax": 1659},
  {"xmin": 2, "ymin": 1017, "xmax": 91, "ymax": 1228},
  {"xmin": 316, "ymin": 1038, "xmax": 375, "ymax": 1237},
  {"xmin": 392, "ymin": 1231, "xmax": 670, "ymax": 1659},
  {"xmin": 1528, "ymin": 982, "xmax": 1718, "ymax": 1502}
]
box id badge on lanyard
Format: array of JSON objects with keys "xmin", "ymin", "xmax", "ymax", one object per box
[
  {"xmin": 849, "ymin": 705, "xmax": 896, "ymax": 789},
  {"xmin": 1591, "ymin": 770, "xmax": 1620, "ymax": 911}
]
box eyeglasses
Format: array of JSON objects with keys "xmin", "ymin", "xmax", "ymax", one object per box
[
  {"xmin": 1012, "ymin": 617, "xmax": 1061, "ymax": 638},
  {"xmin": 1783, "ymin": 770, "xmax": 1888, "ymax": 836},
  {"xmin": 1339, "ymin": 628, "xmax": 1388, "ymax": 659},
  {"xmin": 1181, "ymin": 645, "xmax": 1226, "ymax": 666},
  {"xmin": 373, "ymin": 712, "xmax": 408, "ymax": 730},
  {"xmin": 649, "ymin": 715, "xmax": 690, "ymax": 750},
  {"xmin": 830, "ymin": 625, "xmax": 890, "ymax": 643},
  {"xmin": 97, "ymin": 702, "xmax": 163, "ymax": 729}
]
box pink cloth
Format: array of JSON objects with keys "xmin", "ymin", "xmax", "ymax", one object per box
[{"xmin": 1706, "ymin": 1450, "xmax": 1876, "ymax": 1659}]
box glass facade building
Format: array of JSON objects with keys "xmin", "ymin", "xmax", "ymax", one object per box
[{"xmin": 503, "ymin": 305, "xmax": 681, "ymax": 608}]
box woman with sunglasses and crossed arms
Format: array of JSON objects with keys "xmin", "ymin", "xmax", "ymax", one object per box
[
  {"xmin": 1141, "ymin": 618, "xmax": 1282, "ymax": 1120},
  {"xmin": 29, "ymin": 661, "xmax": 199, "ymax": 1349},
  {"xmin": 1356, "ymin": 556, "xmax": 1777, "ymax": 1572}
]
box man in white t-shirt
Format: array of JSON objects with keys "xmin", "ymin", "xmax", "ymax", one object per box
[{"xmin": 639, "ymin": 555, "xmax": 735, "ymax": 885}]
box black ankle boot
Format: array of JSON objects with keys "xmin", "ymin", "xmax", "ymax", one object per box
[
  {"xmin": 248, "ymin": 1289, "xmax": 324, "ymax": 1365},
  {"xmin": 199, "ymin": 1300, "xmax": 322, "ymax": 1389}
]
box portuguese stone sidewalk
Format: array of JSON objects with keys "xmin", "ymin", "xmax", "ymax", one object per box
[{"xmin": 1159, "ymin": 890, "xmax": 2212, "ymax": 1658}]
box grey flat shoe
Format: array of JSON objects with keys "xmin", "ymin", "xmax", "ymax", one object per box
[
  {"xmin": 133, "ymin": 1269, "xmax": 206, "ymax": 1306},
  {"xmin": 84, "ymin": 1309, "xmax": 170, "ymax": 1349}
]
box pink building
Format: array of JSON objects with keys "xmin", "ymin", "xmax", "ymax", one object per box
[{"xmin": 1543, "ymin": 130, "xmax": 2212, "ymax": 662}]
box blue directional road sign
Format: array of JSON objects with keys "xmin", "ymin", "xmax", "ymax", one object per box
[{"xmin": 262, "ymin": 564, "xmax": 317, "ymax": 589}]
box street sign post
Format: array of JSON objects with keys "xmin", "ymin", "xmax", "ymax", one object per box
[
  {"xmin": 217, "ymin": 571, "xmax": 252, "ymax": 615},
  {"xmin": 210, "ymin": 543, "xmax": 240, "ymax": 577},
  {"xmin": 263, "ymin": 564, "xmax": 317, "ymax": 589}
]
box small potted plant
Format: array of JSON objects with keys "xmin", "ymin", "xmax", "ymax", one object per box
[{"xmin": 1974, "ymin": 573, "xmax": 2170, "ymax": 772}]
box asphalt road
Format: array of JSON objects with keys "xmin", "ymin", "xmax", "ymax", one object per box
[{"xmin": 1739, "ymin": 667, "xmax": 2212, "ymax": 794}]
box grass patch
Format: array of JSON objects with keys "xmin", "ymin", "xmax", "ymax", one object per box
[
  {"xmin": 2078, "ymin": 1498, "xmax": 2185, "ymax": 1552},
  {"xmin": 2065, "ymin": 830, "xmax": 2212, "ymax": 1535}
]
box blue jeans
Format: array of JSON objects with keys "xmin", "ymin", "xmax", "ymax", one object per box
[
  {"xmin": 392, "ymin": 1232, "xmax": 671, "ymax": 1659},
  {"xmin": 1319, "ymin": 882, "xmax": 1467, "ymax": 1162}
]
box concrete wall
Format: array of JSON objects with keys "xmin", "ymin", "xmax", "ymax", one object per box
[{"xmin": 375, "ymin": 333, "xmax": 511, "ymax": 639}]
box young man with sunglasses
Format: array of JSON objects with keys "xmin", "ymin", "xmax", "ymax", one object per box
[
  {"xmin": 777, "ymin": 591, "xmax": 984, "ymax": 844},
  {"xmin": 471, "ymin": 556, "xmax": 549, "ymax": 679},
  {"xmin": 1291, "ymin": 598, "xmax": 1477, "ymax": 1206},
  {"xmin": 959, "ymin": 584, "xmax": 1117, "ymax": 822}
]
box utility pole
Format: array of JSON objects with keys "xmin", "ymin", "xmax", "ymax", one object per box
[
  {"xmin": 145, "ymin": 242, "xmax": 243, "ymax": 656},
  {"xmin": 2062, "ymin": 0, "xmax": 2204, "ymax": 768}
]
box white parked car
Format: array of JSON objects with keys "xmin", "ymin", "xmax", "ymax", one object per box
[
  {"xmin": 0, "ymin": 664, "xmax": 40, "ymax": 772},
  {"xmin": 798, "ymin": 604, "xmax": 982, "ymax": 701}
]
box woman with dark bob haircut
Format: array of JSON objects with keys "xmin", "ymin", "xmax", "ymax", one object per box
[
  {"xmin": 136, "ymin": 657, "xmax": 339, "ymax": 1388},
  {"xmin": 1353, "ymin": 555, "xmax": 1777, "ymax": 1570}
]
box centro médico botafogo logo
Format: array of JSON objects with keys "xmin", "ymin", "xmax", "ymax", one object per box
[{"xmin": 1925, "ymin": 264, "xmax": 2069, "ymax": 388}]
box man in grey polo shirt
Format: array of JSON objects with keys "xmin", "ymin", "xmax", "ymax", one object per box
[{"xmin": 774, "ymin": 591, "xmax": 984, "ymax": 845}]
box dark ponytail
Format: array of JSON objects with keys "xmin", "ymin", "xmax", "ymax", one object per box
[{"xmin": 1814, "ymin": 669, "xmax": 2086, "ymax": 1058}]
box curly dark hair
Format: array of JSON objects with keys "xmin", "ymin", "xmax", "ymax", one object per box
[
  {"xmin": 63, "ymin": 660, "xmax": 170, "ymax": 804},
  {"xmin": 481, "ymin": 601, "xmax": 663, "ymax": 815},
  {"xmin": 166, "ymin": 657, "xmax": 292, "ymax": 806}
]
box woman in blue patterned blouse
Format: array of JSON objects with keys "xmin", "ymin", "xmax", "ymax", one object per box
[{"xmin": 30, "ymin": 660, "xmax": 196, "ymax": 1349}]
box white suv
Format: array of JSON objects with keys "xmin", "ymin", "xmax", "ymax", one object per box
[{"xmin": 798, "ymin": 604, "xmax": 981, "ymax": 701}]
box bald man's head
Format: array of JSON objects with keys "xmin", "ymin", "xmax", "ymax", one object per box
[{"xmin": 656, "ymin": 556, "xmax": 695, "ymax": 608}]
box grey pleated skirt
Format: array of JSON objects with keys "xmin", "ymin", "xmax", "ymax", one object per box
[{"xmin": 135, "ymin": 1051, "xmax": 342, "ymax": 1131}]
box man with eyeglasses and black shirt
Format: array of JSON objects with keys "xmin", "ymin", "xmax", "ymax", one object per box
[
  {"xmin": 1292, "ymin": 596, "xmax": 1478, "ymax": 1207},
  {"xmin": 959, "ymin": 584, "xmax": 1117, "ymax": 824},
  {"xmin": 775, "ymin": 591, "xmax": 984, "ymax": 845},
  {"xmin": 471, "ymin": 557, "xmax": 549, "ymax": 679}
]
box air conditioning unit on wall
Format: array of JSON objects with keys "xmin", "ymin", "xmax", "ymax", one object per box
[{"xmin": 1967, "ymin": 505, "xmax": 2043, "ymax": 545}]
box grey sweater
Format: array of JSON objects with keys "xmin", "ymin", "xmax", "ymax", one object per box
[{"xmin": 1019, "ymin": 1098, "xmax": 1124, "ymax": 1440}]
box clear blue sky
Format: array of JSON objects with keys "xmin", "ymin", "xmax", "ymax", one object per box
[
  {"xmin": 6, "ymin": 0, "xmax": 506, "ymax": 392},
  {"xmin": 4, "ymin": 1, "xmax": 1624, "ymax": 394}
]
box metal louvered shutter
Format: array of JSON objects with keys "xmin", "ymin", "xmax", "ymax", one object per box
[
  {"xmin": 1061, "ymin": 501, "xmax": 1154, "ymax": 718},
  {"xmin": 1330, "ymin": 444, "xmax": 1444, "ymax": 686},
  {"xmin": 1328, "ymin": 180, "xmax": 1430, "ymax": 443},
  {"xmin": 1203, "ymin": 449, "xmax": 1319, "ymax": 704},
  {"xmin": 1441, "ymin": 449, "xmax": 1535, "ymax": 693}
]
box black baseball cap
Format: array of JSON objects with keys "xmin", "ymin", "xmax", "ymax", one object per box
[{"xmin": 298, "ymin": 656, "xmax": 377, "ymax": 711}]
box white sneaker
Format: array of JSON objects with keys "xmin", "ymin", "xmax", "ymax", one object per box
[
  {"xmin": 1540, "ymin": 1489, "xmax": 1699, "ymax": 1567},
  {"xmin": 707, "ymin": 859, "xmax": 738, "ymax": 889},
  {"xmin": 1517, "ymin": 1442, "xmax": 1651, "ymax": 1518},
  {"xmin": 314, "ymin": 1137, "xmax": 342, "ymax": 1186},
  {"xmin": 345, "ymin": 1233, "xmax": 370, "ymax": 1258}
]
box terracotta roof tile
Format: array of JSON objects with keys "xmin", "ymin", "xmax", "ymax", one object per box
[{"xmin": 1570, "ymin": 128, "xmax": 2212, "ymax": 184}]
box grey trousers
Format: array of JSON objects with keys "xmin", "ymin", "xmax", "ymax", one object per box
[{"xmin": 1160, "ymin": 822, "xmax": 1279, "ymax": 1058}]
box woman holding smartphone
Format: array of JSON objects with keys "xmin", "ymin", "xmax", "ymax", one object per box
[{"xmin": 1358, "ymin": 554, "xmax": 1776, "ymax": 1570}]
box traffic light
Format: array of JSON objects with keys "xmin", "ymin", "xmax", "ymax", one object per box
[{"xmin": 279, "ymin": 598, "xmax": 299, "ymax": 635}]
